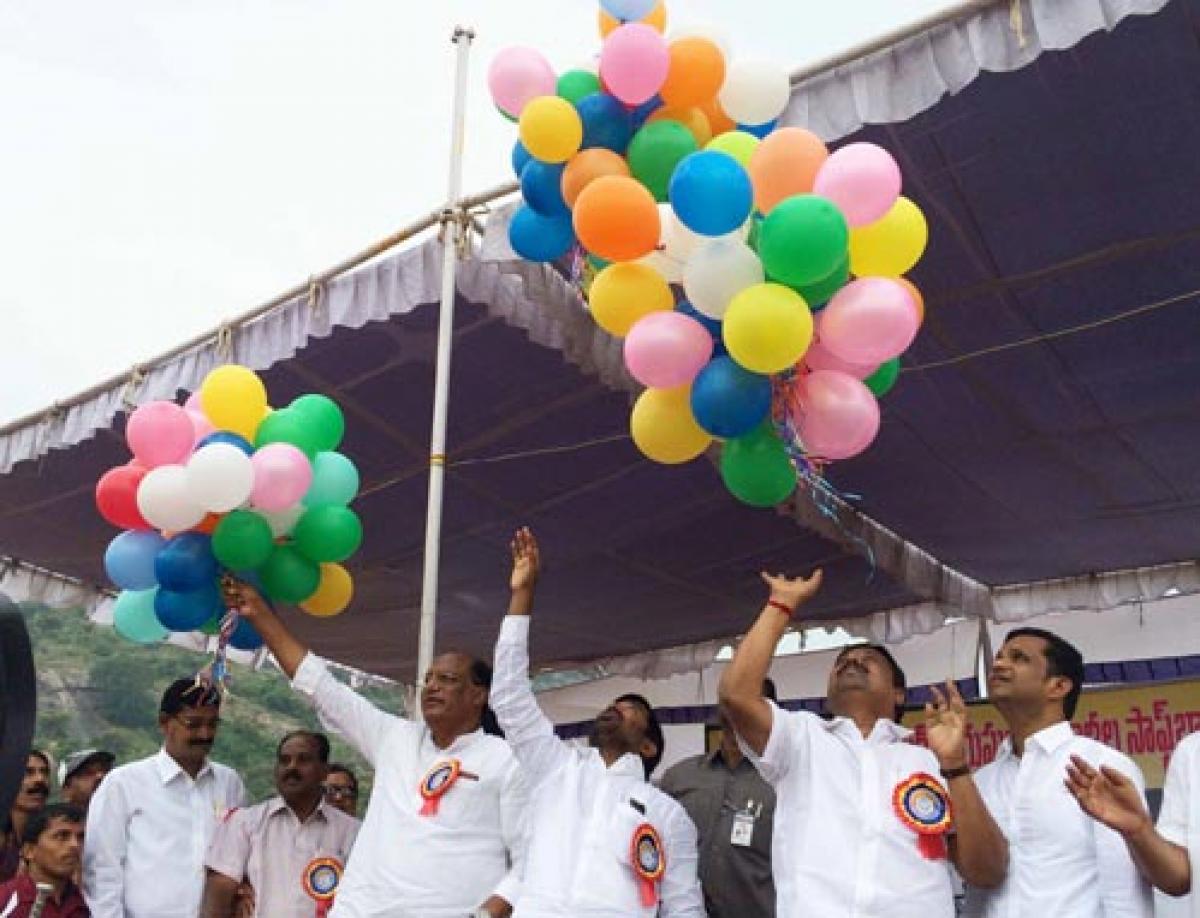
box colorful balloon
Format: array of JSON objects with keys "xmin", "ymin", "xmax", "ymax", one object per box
[
  {"xmin": 705, "ymin": 131, "xmax": 759, "ymax": 168},
  {"xmin": 228, "ymin": 616, "xmax": 264, "ymax": 651},
  {"xmin": 813, "ymin": 142, "xmax": 902, "ymax": 227},
  {"xmin": 600, "ymin": 24, "xmax": 669, "ymax": 105},
  {"xmin": 865, "ymin": 358, "xmax": 901, "ymax": 397},
  {"xmin": 186, "ymin": 443, "xmax": 254, "ymax": 513},
  {"xmin": 723, "ymin": 283, "xmax": 814, "ymax": 374},
  {"xmin": 211, "ymin": 509, "xmax": 275, "ymax": 571},
  {"xmin": 304, "ymin": 452, "xmax": 360, "ymax": 507},
  {"xmin": 113, "ymin": 588, "xmax": 167, "ymax": 644},
  {"xmin": 137, "ymin": 465, "xmax": 207, "ymax": 533},
  {"xmin": 599, "ymin": 0, "xmax": 667, "ymax": 37},
  {"xmin": 557, "ymin": 69, "xmax": 601, "ymax": 104},
  {"xmin": 802, "ymin": 339, "xmax": 877, "ymax": 379},
  {"xmin": 126, "ymin": 401, "xmax": 194, "ymax": 469},
  {"xmin": 668, "ymin": 151, "xmax": 753, "ymax": 237},
  {"xmin": 254, "ymin": 407, "xmax": 322, "ymax": 458},
  {"xmin": 747, "ymin": 127, "xmax": 829, "ymax": 214},
  {"xmin": 576, "ymin": 93, "xmax": 634, "ymax": 153},
  {"xmin": 519, "ymin": 96, "xmax": 583, "ymax": 163},
  {"xmin": 588, "ymin": 262, "xmax": 674, "ymax": 337},
  {"xmin": 199, "ymin": 365, "xmax": 268, "ymax": 442},
  {"xmin": 488, "ymin": 46, "xmax": 556, "ymax": 118},
  {"xmin": 300, "ymin": 563, "xmax": 354, "ymax": 617},
  {"xmin": 96, "ymin": 464, "xmax": 150, "ymax": 530},
  {"xmin": 250, "ymin": 444, "xmax": 313, "ymax": 513},
  {"xmin": 646, "ymin": 105, "xmax": 711, "ymax": 146},
  {"xmin": 627, "ymin": 120, "xmax": 697, "ymax": 201},
  {"xmin": 818, "ymin": 278, "xmax": 920, "ymax": 365},
  {"xmin": 847, "ymin": 196, "xmax": 928, "ymax": 277},
  {"xmin": 720, "ymin": 424, "xmax": 798, "ymax": 507},
  {"xmin": 630, "ymin": 386, "xmax": 712, "ymax": 464},
  {"xmin": 290, "ymin": 394, "xmax": 345, "ymax": 453},
  {"xmin": 623, "ymin": 311, "xmax": 714, "ymax": 388},
  {"xmin": 718, "ymin": 60, "xmax": 790, "ymax": 126},
  {"xmin": 155, "ymin": 582, "xmax": 223, "ymax": 632},
  {"xmin": 757, "ymin": 195, "xmax": 849, "ymax": 288},
  {"xmin": 561, "ymin": 148, "xmax": 631, "ymax": 208},
  {"xmin": 573, "ymin": 175, "xmax": 660, "ymax": 261},
  {"xmin": 509, "ymin": 206, "xmax": 576, "ymax": 263},
  {"xmin": 104, "ymin": 530, "xmax": 167, "ymax": 591},
  {"xmin": 660, "ymin": 37, "xmax": 725, "ymax": 108},
  {"xmin": 294, "ymin": 506, "xmax": 363, "ymax": 563},
  {"xmin": 690, "ymin": 357, "xmax": 772, "ymax": 438},
  {"xmin": 791, "ymin": 370, "xmax": 881, "ymax": 460},
  {"xmin": 683, "ymin": 238, "xmax": 764, "ymax": 319},
  {"xmin": 601, "ymin": 0, "xmax": 657, "ymax": 18},
  {"xmin": 521, "ymin": 159, "xmax": 569, "ymax": 216},
  {"xmin": 154, "ymin": 532, "xmax": 218, "ymax": 592},
  {"xmin": 259, "ymin": 545, "xmax": 321, "ymax": 603}
]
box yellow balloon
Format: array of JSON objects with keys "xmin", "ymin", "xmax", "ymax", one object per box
[
  {"xmin": 300, "ymin": 563, "xmax": 354, "ymax": 617},
  {"xmin": 519, "ymin": 96, "xmax": 583, "ymax": 164},
  {"xmin": 705, "ymin": 130, "xmax": 760, "ymax": 168},
  {"xmin": 848, "ymin": 196, "xmax": 929, "ymax": 278},
  {"xmin": 723, "ymin": 283, "xmax": 814, "ymax": 374},
  {"xmin": 647, "ymin": 105, "xmax": 711, "ymax": 146},
  {"xmin": 630, "ymin": 386, "xmax": 711, "ymax": 464},
  {"xmin": 200, "ymin": 364, "xmax": 268, "ymax": 441},
  {"xmin": 588, "ymin": 263, "xmax": 673, "ymax": 337}
]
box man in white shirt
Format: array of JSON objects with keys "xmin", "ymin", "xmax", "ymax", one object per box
[
  {"xmin": 83, "ymin": 679, "xmax": 248, "ymax": 918},
  {"xmin": 491, "ymin": 528, "xmax": 705, "ymax": 917},
  {"xmin": 1064, "ymin": 724, "xmax": 1198, "ymax": 913},
  {"xmin": 226, "ymin": 581, "xmax": 527, "ymax": 918},
  {"xmin": 962, "ymin": 627, "xmax": 1153, "ymax": 917},
  {"xmin": 202, "ymin": 730, "xmax": 360, "ymax": 917},
  {"xmin": 718, "ymin": 568, "xmax": 1009, "ymax": 918}
]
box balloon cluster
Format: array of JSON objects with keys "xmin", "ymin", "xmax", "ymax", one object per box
[
  {"xmin": 491, "ymin": 0, "xmax": 929, "ymax": 507},
  {"xmin": 95, "ymin": 364, "xmax": 362, "ymax": 646}
]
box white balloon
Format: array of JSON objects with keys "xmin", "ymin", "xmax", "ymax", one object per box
[
  {"xmin": 186, "ymin": 443, "xmax": 254, "ymax": 513},
  {"xmin": 683, "ymin": 238, "xmax": 764, "ymax": 319},
  {"xmin": 634, "ymin": 204, "xmax": 686, "ymax": 282},
  {"xmin": 259, "ymin": 504, "xmax": 305, "ymax": 537},
  {"xmin": 718, "ymin": 60, "xmax": 790, "ymax": 127},
  {"xmin": 136, "ymin": 465, "xmax": 206, "ymax": 532}
]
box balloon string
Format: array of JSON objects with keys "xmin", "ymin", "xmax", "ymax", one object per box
[{"xmin": 195, "ymin": 602, "xmax": 240, "ymax": 695}]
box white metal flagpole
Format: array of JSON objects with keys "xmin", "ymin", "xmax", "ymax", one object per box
[{"xmin": 416, "ymin": 24, "xmax": 475, "ymax": 688}]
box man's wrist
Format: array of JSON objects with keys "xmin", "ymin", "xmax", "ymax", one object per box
[
  {"xmin": 766, "ymin": 597, "xmax": 797, "ymax": 616},
  {"xmin": 1120, "ymin": 814, "xmax": 1156, "ymax": 843}
]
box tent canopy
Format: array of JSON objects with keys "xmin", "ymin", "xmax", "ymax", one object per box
[{"xmin": 0, "ymin": 0, "xmax": 1195, "ymax": 682}]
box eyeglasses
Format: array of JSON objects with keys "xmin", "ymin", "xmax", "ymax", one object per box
[
  {"xmin": 174, "ymin": 716, "xmax": 221, "ymax": 731},
  {"xmin": 323, "ymin": 785, "xmax": 357, "ymax": 800}
]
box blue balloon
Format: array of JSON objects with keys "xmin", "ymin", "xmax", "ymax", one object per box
[
  {"xmin": 520, "ymin": 160, "xmax": 569, "ymax": 217},
  {"xmin": 669, "ymin": 151, "xmax": 754, "ymax": 237},
  {"xmin": 155, "ymin": 533, "xmax": 219, "ymax": 592},
  {"xmin": 509, "ymin": 206, "xmax": 575, "ymax": 263},
  {"xmin": 155, "ymin": 581, "xmax": 223, "ymax": 632},
  {"xmin": 197, "ymin": 431, "xmax": 254, "ymax": 455},
  {"xmin": 675, "ymin": 301, "xmax": 726, "ymax": 357},
  {"xmin": 104, "ymin": 530, "xmax": 167, "ymax": 590},
  {"xmin": 576, "ymin": 93, "xmax": 633, "ymax": 153},
  {"xmin": 228, "ymin": 616, "xmax": 264, "ymax": 651},
  {"xmin": 511, "ymin": 140, "xmax": 532, "ymax": 178},
  {"xmin": 738, "ymin": 119, "xmax": 778, "ymax": 139},
  {"xmin": 601, "ymin": 0, "xmax": 657, "ymax": 19},
  {"xmin": 690, "ymin": 356, "xmax": 773, "ymax": 438},
  {"xmin": 629, "ymin": 95, "xmax": 662, "ymax": 131}
]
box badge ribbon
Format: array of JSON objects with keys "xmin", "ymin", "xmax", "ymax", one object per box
[
  {"xmin": 419, "ymin": 759, "xmax": 462, "ymax": 817},
  {"xmin": 630, "ymin": 822, "xmax": 666, "ymax": 908},
  {"xmin": 302, "ymin": 857, "xmax": 343, "ymax": 918},
  {"xmin": 892, "ymin": 772, "xmax": 953, "ymax": 860}
]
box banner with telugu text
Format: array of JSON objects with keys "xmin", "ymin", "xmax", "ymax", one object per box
[{"xmin": 902, "ymin": 678, "xmax": 1200, "ymax": 789}]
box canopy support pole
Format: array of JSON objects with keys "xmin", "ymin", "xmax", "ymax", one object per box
[{"xmin": 416, "ymin": 24, "xmax": 474, "ymax": 688}]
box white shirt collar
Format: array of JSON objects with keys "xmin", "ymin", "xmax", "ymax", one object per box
[
  {"xmin": 995, "ymin": 719, "xmax": 1074, "ymax": 761},
  {"xmin": 824, "ymin": 715, "xmax": 913, "ymax": 744},
  {"xmin": 154, "ymin": 747, "xmax": 213, "ymax": 784},
  {"xmin": 603, "ymin": 750, "xmax": 646, "ymax": 779},
  {"xmin": 264, "ymin": 794, "xmax": 332, "ymax": 824}
]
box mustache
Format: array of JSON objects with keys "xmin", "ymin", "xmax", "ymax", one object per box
[
  {"xmin": 23, "ymin": 783, "xmax": 49, "ymax": 796},
  {"xmin": 280, "ymin": 771, "xmax": 302, "ymax": 783},
  {"xmin": 836, "ymin": 661, "xmax": 868, "ymax": 676}
]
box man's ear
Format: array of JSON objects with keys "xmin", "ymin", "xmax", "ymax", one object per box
[
  {"xmin": 1046, "ymin": 674, "xmax": 1073, "ymax": 707},
  {"xmin": 639, "ymin": 737, "xmax": 659, "ymax": 762}
]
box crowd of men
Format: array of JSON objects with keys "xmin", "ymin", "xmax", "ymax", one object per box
[{"xmin": 1, "ymin": 527, "xmax": 1198, "ymax": 916}]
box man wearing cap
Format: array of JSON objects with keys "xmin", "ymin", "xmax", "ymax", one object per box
[
  {"xmin": 202, "ymin": 731, "xmax": 358, "ymax": 918},
  {"xmin": 82, "ymin": 679, "xmax": 246, "ymax": 918},
  {"xmin": 58, "ymin": 752, "xmax": 114, "ymax": 814},
  {"xmin": 0, "ymin": 802, "xmax": 88, "ymax": 918}
]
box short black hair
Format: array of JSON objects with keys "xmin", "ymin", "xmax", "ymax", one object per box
[
  {"xmin": 615, "ymin": 693, "xmax": 664, "ymax": 779},
  {"xmin": 762, "ymin": 678, "xmax": 778, "ymax": 703},
  {"xmin": 22, "ymin": 803, "xmax": 84, "ymax": 846},
  {"xmin": 833, "ymin": 644, "xmax": 908, "ymax": 721},
  {"xmin": 27, "ymin": 749, "xmax": 49, "ymax": 770},
  {"xmin": 160, "ymin": 679, "xmax": 221, "ymax": 715},
  {"xmin": 327, "ymin": 764, "xmax": 358, "ymax": 796},
  {"xmin": 468, "ymin": 657, "xmax": 506, "ymax": 739},
  {"xmin": 277, "ymin": 731, "xmax": 331, "ymax": 763},
  {"xmin": 1005, "ymin": 627, "xmax": 1085, "ymax": 719}
]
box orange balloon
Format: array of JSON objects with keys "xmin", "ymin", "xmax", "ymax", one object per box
[
  {"xmin": 193, "ymin": 512, "xmax": 222, "ymax": 535},
  {"xmin": 898, "ymin": 277, "xmax": 925, "ymax": 325},
  {"xmin": 599, "ymin": 0, "xmax": 667, "ymax": 38},
  {"xmin": 748, "ymin": 127, "xmax": 830, "ymax": 214},
  {"xmin": 562, "ymin": 148, "xmax": 631, "ymax": 209},
  {"xmin": 573, "ymin": 175, "xmax": 661, "ymax": 262},
  {"xmin": 647, "ymin": 106, "xmax": 711, "ymax": 146},
  {"xmin": 660, "ymin": 37, "xmax": 725, "ymax": 109},
  {"xmin": 698, "ymin": 96, "xmax": 736, "ymax": 135}
]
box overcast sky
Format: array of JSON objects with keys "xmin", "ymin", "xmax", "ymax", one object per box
[{"xmin": 0, "ymin": 0, "xmax": 957, "ymax": 426}]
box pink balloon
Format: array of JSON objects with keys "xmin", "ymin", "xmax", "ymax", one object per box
[
  {"xmin": 187, "ymin": 410, "xmax": 215, "ymax": 445},
  {"xmin": 600, "ymin": 24, "xmax": 669, "ymax": 105},
  {"xmin": 813, "ymin": 143, "xmax": 902, "ymax": 227},
  {"xmin": 184, "ymin": 391, "xmax": 202, "ymax": 412},
  {"xmin": 819, "ymin": 278, "xmax": 919, "ymax": 366},
  {"xmin": 488, "ymin": 47, "xmax": 556, "ymax": 117},
  {"xmin": 250, "ymin": 444, "xmax": 313, "ymax": 512},
  {"xmin": 126, "ymin": 401, "xmax": 194, "ymax": 468},
  {"xmin": 790, "ymin": 370, "xmax": 880, "ymax": 461},
  {"xmin": 802, "ymin": 338, "xmax": 877, "ymax": 379},
  {"xmin": 624, "ymin": 312, "xmax": 714, "ymax": 388}
]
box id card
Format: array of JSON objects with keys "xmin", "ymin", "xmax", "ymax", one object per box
[{"xmin": 730, "ymin": 812, "xmax": 755, "ymax": 847}]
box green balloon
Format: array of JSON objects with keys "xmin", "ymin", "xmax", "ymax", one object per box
[
  {"xmin": 720, "ymin": 425, "xmax": 798, "ymax": 508},
  {"xmin": 293, "ymin": 505, "xmax": 363, "ymax": 563},
  {"xmin": 794, "ymin": 254, "xmax": 850, "ymax": 309},
  {"xmin": 747, "ymin": 214, "xmax": 763, "ymax": 252},
  {"xmin": 290, "ymin": 394, "xmax": 345, "ymax": 452},
  {"xmin": 113, "ymin": 588, "xmax": 168, "ymax": 644},
  {"xmin": 759, "ymin": 195, "xmax": 849, "ymax": 289},
  {"xmin": 198, "ymin": 614, "xmax": 222, "ymax": 636},
  {"xmin": 212, "ymin": 510, "xmax": 275, "ymax": 570},
  {"xmin": 557, "ymin": 69, "xmax": 601, "ymax": 105},
  {"xmin": 865, "ymin": 358, "xmax": 901, "ymax": 397},
  {"xmin": 255, "ymin": 408, "xmax": 322, "ymax": 458},
  {"xmin": 259, "ymin": 546, "xmax": 321, "ymax": 603},
  {"xmin": 627, "ymin": 121, "xmax": 698, "ymax": 202}
]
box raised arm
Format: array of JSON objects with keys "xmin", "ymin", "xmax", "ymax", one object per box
[
  {"xmin": 718, "ymin": 570, "xmax": 822, "ymax": 755},
  {"xmin": 490, "ymin": 528, "xmax": 571, "ymax": 782},
  {"xmin": 925, "ymin": 680, "xmax": 1009, "ymax": 888}
]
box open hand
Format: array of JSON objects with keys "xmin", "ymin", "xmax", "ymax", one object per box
[
  {"xmin": 1065, "ymin": 755, "xmax": 1151, "ymax": 837},
  {"xmin": 760, "ymin": 569, "xmax": 823, "ymax": 614},
  {"xmin": 925, "ymin": 680, "xmax": 968, "ymax": 769},
  {"xmin": 510, "ymin": 527, "xmax": 540, "ymax": 594}
]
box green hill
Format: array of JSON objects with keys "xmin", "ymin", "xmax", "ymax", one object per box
[{"xmin": 22, "ymin": 602, "xmax": 404, "ymax": 803}]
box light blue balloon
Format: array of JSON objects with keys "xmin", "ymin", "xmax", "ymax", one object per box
[
  {"xmin": 520, "ymin": 159, "xmax": 569, "ymax": 217},
  {"xmin": 113, "ymin": 589, "xmax": 168, "ymax": 644},
  {"xmin": 668, "ymin": 151, "xmax": 754, "ymax": 237},
  {"xmin": 509, "ymin": 205, "xmax": 575, "ymax": 263},
  {"xmin": 104, "ymin": 531, "xmax": 166, "ymax": 591},
  {"xmin": 601, "ymin": 0, "xmax": 657, "ymax": 19},
  {"xmin": 304, "ymin": 452, "xmax": 360, "ymax": 507},
  {"xmin": 511, "ymin": 141, "xmax": 532, "ymax": 178}
]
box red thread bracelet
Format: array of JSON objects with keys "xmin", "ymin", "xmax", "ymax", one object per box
[{"xmin": 766, "ymin": 599, "xmax": 794, "ymax": 617}]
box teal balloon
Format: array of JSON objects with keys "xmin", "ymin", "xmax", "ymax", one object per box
[
  {"xmin": 113, "ymin": 588, "xmax": 168, "ymax": 644},
  {"xmin": 259, "ymin": 546, "xmax": 321, "ymax": 603},
  {"xmin": 212, "ymin": 510, "xmax": 275, "ymax": 570},
  {"xmin": 254, "ymin": 408, "xmax": 322, "ymax": 458},
  {"xmin": 290, "ymin": 394, "xmax": 345, "ymax": 453},
  {"xmin": 294, "ymin": 506, "xmax": 363, "ymax": 563},
  {"xmin": 627, "ymin": 120, "xmax": 697, "ymax": 202},
  {"xmin": 304, "ymin": 452, "xmax": 360, "ymax": 507},
  {"xmin": 758, "ymin": 195, "xmax": 849, "ymax": 288},
  {"xmin": 794, "ymin": 254, "xmax": 850, "ymax": 309},
  {"xmin": 865, "ymin": 358, "xmax": 901, "ymax": 397},
  {"xmin": 720, "ymin": 425, "xmax": 798, "ymax": 508}
]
